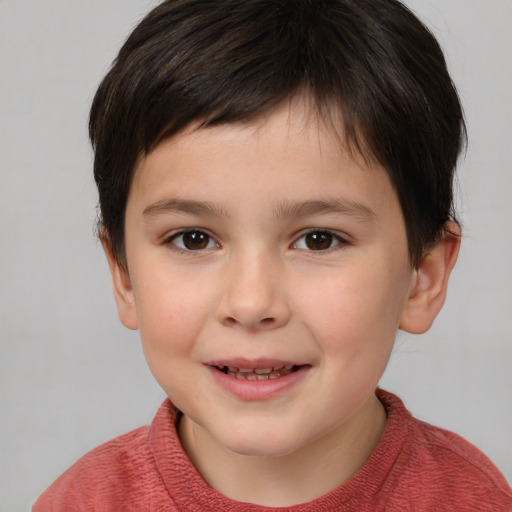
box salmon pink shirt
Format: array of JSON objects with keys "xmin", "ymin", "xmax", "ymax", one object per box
[{"xmin": 33, "ymin": 390, "xmax": 512, "ymax": 511}]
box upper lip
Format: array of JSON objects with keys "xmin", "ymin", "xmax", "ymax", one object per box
[{"xmin": 205, "ymin": 358, "xmax": 305, "ymax": 369}]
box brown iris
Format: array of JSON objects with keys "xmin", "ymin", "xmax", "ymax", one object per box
[
  {"xmin": 182, "ymin": 231, "xmax": 210, "ymax": 250},
  {"xmin": 304, "ymin": 231, "xmax": 334, "ymax": 250}
]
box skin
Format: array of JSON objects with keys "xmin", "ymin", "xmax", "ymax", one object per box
[{"xmin": 104, "ymin": 99, "xmax": 460, "ymax": 507}]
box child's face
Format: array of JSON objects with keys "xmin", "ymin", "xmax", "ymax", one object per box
[{"xmin": 114, "ymin": 101, "xmax": 417, "ymax": 458}]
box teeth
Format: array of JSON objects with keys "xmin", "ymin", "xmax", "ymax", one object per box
[
  {"xmin": 218, "ymin": 364, "xmax": 298, "ymax": 381},
  {"xmin": 221, "ymin": 365, "xmax": 294, "ymax": 372},
  {"xmin": 254, "ymin": 368, "xmax": 272, "ymax": 374}
]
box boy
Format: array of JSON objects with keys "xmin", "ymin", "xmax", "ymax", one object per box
[{"xmin": 34, "ymin": 0, "xmax": 512, "ymax": 510}]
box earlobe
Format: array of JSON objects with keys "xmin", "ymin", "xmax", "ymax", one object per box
[
  {"xmin": 101, "ymin": 237, "xmax": 139, "ymax": 331},
  {"xmin": 399, "ymin": 223, "xmax": 461, "ymax": 334}
]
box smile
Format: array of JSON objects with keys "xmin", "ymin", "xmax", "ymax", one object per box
[
  {"xmin": 207, "ymin": 360, "xmax": 309, "ymax": 400},
  {"xmin": 216, "ymin": 365, "xmax": 297, "ymax": 380}
]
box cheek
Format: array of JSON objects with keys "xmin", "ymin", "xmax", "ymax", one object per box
[
  {"xmin": 135, "ymin": 285, "xmax": 211, "ymax": 404},
  {"xmin": 297, "ymin": 261, "xmax": 407, "ymax": 356},
  {"xmin": 133, "ymin": 271, "xmax": 213, "ymax": 362}
]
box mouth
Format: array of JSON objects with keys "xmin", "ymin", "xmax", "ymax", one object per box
[
  {"xmin": 206, "ymin": 360, "xmax": 310, "ymax": 400},
  {"xmin": 214, "ymin": 364, "xmax": 300, "ymax": 381}
]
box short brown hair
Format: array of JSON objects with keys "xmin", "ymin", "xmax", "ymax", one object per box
[{"xmin": 90, "ymin": 0, "xmax": 466, "ymax": 269}]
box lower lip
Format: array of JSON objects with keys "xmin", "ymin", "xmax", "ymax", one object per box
[{"xmin": 207, "ymin": 365, "xmax": 310, "ymax": 401}]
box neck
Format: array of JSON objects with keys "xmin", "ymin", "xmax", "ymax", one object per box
[{"xmin": 178, "ymin": 393, "xmax": 386, "ymax": 507}]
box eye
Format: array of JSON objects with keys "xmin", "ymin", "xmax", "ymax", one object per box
[
  {"xmin": 293, "ymin": 230, "xmax": 344, "ymax": 251},
  {"xmin": 168, "ymin": 230, "xmax": 219, "ymax": 251}
]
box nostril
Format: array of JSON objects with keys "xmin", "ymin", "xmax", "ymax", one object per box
[{"xmin": 222, "ymin": 316, "xmax": 276, "ymax": 328}]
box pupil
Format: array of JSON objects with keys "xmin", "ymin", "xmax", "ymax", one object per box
[
  {"xmin": 183, "ymin": 231, "xmax": 209, "ymax": 250},
  {"xmin": 305, "ymin": 231, "xmax": 332, "ymax": 250}
]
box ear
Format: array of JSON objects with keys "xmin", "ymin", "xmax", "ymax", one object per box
[
  {"xmin": 399, "ymin": 222, "xmax": 461, "ymax": 334},
  {"xmin": 101, "ymin": 236, "xmax": 138, "ymax": 330}
]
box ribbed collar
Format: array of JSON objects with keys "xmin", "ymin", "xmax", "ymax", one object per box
[{"xmin": 149, "ymin": 389, "xmax": 410, "ymax": 511}]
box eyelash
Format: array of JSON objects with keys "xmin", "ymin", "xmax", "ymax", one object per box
[
  {"xmin": 165, "ymin": 229, "xmax": 348, "ymax": 253},
  {"xmin": 166, "ymin": 229, "xmax": 219, "ymax": 252},
  {"xmin": 292, "ymin": 230, "xmax": 348, "ymax": 252}
]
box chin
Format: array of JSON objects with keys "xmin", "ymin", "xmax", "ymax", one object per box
[{"xmin": 217, "ymin": 426, "xmax": 306, "ymax": 458}]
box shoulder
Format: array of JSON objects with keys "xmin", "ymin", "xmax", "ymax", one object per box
[
  {"xmin": 379, "ymin": 390, "xmax": 512, "ymax": 511},
  {"xmin": 409, "ymin": 421, "xmax": 512, "ymax": 510},
  {"xmin": 33, "ymin": 426, "xmax": 157, "ymax": 512},
  {"xmin": 410, "ymin": 415, "xmax": 510, "ymax": 489}
]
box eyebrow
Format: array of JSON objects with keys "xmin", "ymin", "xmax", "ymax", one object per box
[
  {"xmin": 273, "ymin": 199, "xmax": 376, "ymax": 222},
  {"xmin": 142, "ymin": 198, "xmax": 231, "ymax": 219},
  {"xmin": 142, "ymin": 197, "xmax": 376, "ymax": 223}
]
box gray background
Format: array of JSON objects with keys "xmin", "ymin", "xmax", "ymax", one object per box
[{"xmin": 0, "ymin": 1, "xmax": 510, "ymax": 510}]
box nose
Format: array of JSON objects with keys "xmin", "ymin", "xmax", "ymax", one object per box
[{"xmin": 215, "ymin": 249, "xmax": 291, "ymax": 331}]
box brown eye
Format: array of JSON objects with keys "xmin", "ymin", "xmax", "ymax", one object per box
[
  {"xmin": 305, "ymin": 231, "xmax": 333, "ymax": 250},
  {"xmin": 171, "ymin": 230, "xmax": 217, "ymax": 251},
  {"xmin": 294, "ymin": 230, "xmax": 343, "ymax": 251}
]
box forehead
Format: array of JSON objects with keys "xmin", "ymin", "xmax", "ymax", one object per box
[
  {"xmin": 141, "ymin": 95, "xmax": 375, "ymax": 173},
  {"xmin": 129, "ymin": 101, "xmax": 398, "ymax": 221}
]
